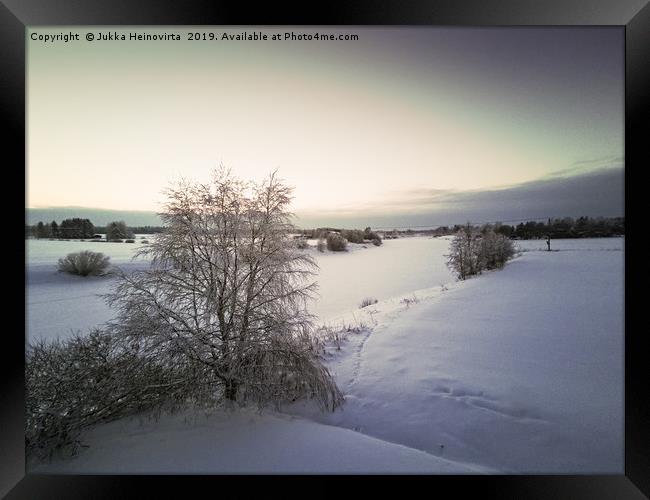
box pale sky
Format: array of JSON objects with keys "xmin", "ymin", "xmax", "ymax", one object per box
[{"xmin": 27, "ymin": 27, "xmax": 623, "ymax": 225}]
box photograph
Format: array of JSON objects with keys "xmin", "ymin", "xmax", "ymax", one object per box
[{"xmin": 24, "ymin": 25, "xmax": 625, "ymax": 475}]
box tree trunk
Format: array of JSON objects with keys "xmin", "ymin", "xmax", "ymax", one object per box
[{"xmin": 224, "ymin": 379, "xmax": 238, "ymax": 401}]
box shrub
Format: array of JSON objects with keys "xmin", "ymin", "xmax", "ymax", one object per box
[
  {"xmin": 477, "ymin": 230, "xmax": 516, "ymax": 271},
  {"xmin": 447, "ymin": 224, "xmax": 515, "ymax": 280},
  {"xmin": 372, "ymin": 238, "xmax": 382, "ymax": 246},
  {"xmin": 107, "ymin": 239, "xmax": 124, "ymax": 243},
  {"xmin": 125, "ymin": 239, "xmax": 135, "ymax": 243},
  {"xmin": 26, "ymin": 329, "xmax": 210, "ymax": 461},
  {"xmin": 359, "ymin": 297, "xmax": 378, "ymax": 308},
  {"xmin": 317, "ymin": 238, "xmax": 326, "ymax": 253},
  {"xmin": 400, "ymin": 295, "xmax": 420, "ymax": 308},
  {"xmin": 341, "ymin": 229, "xmax": 365, "ymax": 244},
  {"xmin": 296, "ymin": 239, "xmax": 309, "ymax": 250},
  {"xmin": 363, "ymin": 227, "xmax": 381, "ymax": 241},
  {"xmin": 57, "ymin": 251, "xmax": 110, "ymax": 277},
  {"xmin": 141, "ymin": 240, "xmax": 150, "ymax": 244},
  {"xmin": 326, "ymin": 233, "xmax": 347, "ymax": 251}
]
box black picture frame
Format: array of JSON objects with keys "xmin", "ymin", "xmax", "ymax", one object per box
[{"xmin": 3, "ymin": 1, "xmax": 648, "ymax": 498}]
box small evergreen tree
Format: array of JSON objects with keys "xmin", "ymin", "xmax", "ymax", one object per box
[
  {"xmin": 106, "ymin": 221, "xmax": 133, "ymax": 240},
  {"xmin": 35, "ymin": 221, "xmax": 49, "ymax": 239},
  {"xmin": 59, "ymin": 218, "xmax": 95, "ymax": 239}
]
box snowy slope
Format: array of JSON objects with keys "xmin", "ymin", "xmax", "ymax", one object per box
[
  {"xmin": 32, "ymin": 408, "xmax": 488, "ymax": 474},
  {"xmin": 29, "ymin": 238, "xmax": 624, "ymax": 473},
  {"xmin": 287, "ymin": 239, "xmax": 624, "ymax": 473}
]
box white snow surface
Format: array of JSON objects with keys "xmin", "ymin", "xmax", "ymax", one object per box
[
  {"xmin": 26, "ymin": 238, "xmax": 151, "ymax": 342},
  {"xmin": 33, "ymin": 407, "xmax": 486, "ymax": 474},
  {"xmin": 28, "ymin": 237, "xmax": 624, "ymax": 473},
  {"xmin": 26, "ymin": 236, "xmax": 454, "ymax": 342}
]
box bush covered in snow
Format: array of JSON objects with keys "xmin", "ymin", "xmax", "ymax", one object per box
[
  {"xmin": 447, "ymin": 224, "xmax": 516, "ymax": 280},
  {"xmin": 296, "ymin": 238, "xmax": 309, "ymax": 250},
  {"xmin": 57, "ymin": 250, "xmax": 111, "ymax": 277},
  {"xmin": 341, "ymin": 229, "xmax": 365, "ymax": 244},
  {"xmin": 359, "ymin": 297, "xmax": 378, "ymax": 308},
  {"xmin": 363, "ymin": 227, "xmax": 382, "ymax": 241},
  {"xmin": 326, "ymin": 233, "xmax": 348, "ymax": 251},
  {"xmin": 26, "ymin": 329, "xmax": 210, "ymax": 461}
]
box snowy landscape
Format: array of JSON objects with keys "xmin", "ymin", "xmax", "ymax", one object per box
[
  {"xmin": 25, "ymin": 26, "xmax": 625, "ymax": 477},
  {"xmin": 27, "ymin": 234, "xmax": 624, "ymax": 473}
]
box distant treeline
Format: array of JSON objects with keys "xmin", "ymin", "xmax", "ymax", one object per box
[
  {"xmin": 26, "ymin": 218, "xmax": 96, "ymax": 239},
  {"xmin": 297, "ymin": 227, "xmax": 382, "ymax": 243},
  {"xmin": 95, "ymin": 225, "xmax": 166, "ymax": 235},
  {"xmin": 26, "ymin": 219, "xmax": 166, "ymax": 239},
  {"xmin": 26, "ymin": 216, "xmax": 624, "ymax": 240},
  {"xmin": 496, "ymin": 216, "xmax": 624, "ymax": 239},
  {"xmin": 424, "ymin": 216, "xmax": 624, "ymax": 239}
]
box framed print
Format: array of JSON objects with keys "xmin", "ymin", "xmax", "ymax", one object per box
[{"xmin": 2, "ymin": 0, "xmax": 648, "ymax": 498}]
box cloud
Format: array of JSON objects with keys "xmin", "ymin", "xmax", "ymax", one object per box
[
  {"xmin": 294, "ymin": 166, "xmax": 624, "ymax": 229},
  {"xmin": 29, "ymin": 167, "xmax": 624, "ymax": 231},
  {"xmin": 539, "ymin": 156, "xmax": 624, "ymax": 179}
]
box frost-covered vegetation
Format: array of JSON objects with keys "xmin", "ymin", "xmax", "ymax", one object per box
[
  {"xmin": 57, "ymin": 250, "xmax": 111, "ymax": 277},
  {"xmin": 326, "ymin": 232, "xmax": 348, "ymax": 251},
  {"xmin": 26, "ymin": 329, "xmax": 206, "ymax": 461},
  {"xmin": 447, "ymin": 223, "xmax": 516, "ymax": 280},
  {"xmin": 359, "ymin": 297, "xmax": 378, "ymax": 308},
  {"xmin": 28, "ymin": 234, "xmax": 624, "ymax": 473},
  {"xmin": 26, "ymin": 188, "xmax": 622, "ymax": 472},
  {"xmin": 296, "ymin": 226, "xmax": 382, "ymax": 252},
  {"xmin": 28, "ymin": 168, "xmax": 343, "ymax": 460}
]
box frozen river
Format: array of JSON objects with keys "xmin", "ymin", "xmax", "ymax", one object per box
[{"xmin": 25, "ymin": 236, "xmax": 623, "ymax": 342}]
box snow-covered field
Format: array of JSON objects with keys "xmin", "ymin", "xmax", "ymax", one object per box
[
  {"xmin": 27, "ymin": 236, "xmax": 624, "ymax": 474},
  {"xmin": 26, "ymin": 237, "xmax": 152, "ymax": 342},
  {"xmin": 26, "ymin": 236, "xmax": 454, "ymax": 342}
]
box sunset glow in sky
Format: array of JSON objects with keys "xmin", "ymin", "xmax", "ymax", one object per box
[{"xmin": 27, "ymin": 27, "xmax": 623, "ymax": 226}]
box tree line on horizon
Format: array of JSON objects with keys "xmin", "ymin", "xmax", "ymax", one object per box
[
  {"xmin": 479, "ymin": 216, "xmax": 624, "ymax": 240},
  {"xmin": 25, "ymin": 219, "xmax": 166, "ymax": 240},
  {"xmin": 25, "ymin": 215, "xmax": 624, "ymax": 241},
  {"xmin": 413, "ymin": 216, "xmax": 624, "ymax": 239}
]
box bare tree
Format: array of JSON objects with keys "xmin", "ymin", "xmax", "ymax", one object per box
[
  {"xmin": 106, "ymin": 168, "xmax": 342, "ymax": 410},
  {"xmin": 447, "ymin": 223, "xmax": 515, "ymax": 280},
  {"xmin": 447, "ymin": 223, "xmax": 480, "ymax": 280}
]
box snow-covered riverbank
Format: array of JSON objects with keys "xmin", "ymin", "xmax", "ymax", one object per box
[
  {"xmin": 30, "ymin": 237, "xmax": 624, "ymax": 473},
  {"xmin": 26, "ymin": 236, "xmax": 454, "ymax": 342}
]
